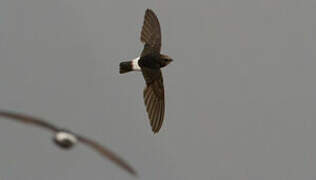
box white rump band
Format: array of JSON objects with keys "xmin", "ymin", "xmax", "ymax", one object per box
[{"xmin": 131, "ymin": 57, "xmax": 141, "ymax": 71}]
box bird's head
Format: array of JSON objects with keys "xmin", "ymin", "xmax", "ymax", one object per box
[{"xmin": 160, "ymin": 54, "xmax": 173, "ymax": 67}]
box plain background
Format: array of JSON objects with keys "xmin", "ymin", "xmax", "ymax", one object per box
[{"xmin": 0, "ymin": 0, "xmax": 316, "ymax": 179}]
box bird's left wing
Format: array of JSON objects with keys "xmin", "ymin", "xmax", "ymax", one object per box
[
  {"xmin": 140, "ymin": 9, "xmax": 161, "ymax": 56},
  {"xmin": 0, "ymin": 110, "xmax": 60, "ymax": 132}
]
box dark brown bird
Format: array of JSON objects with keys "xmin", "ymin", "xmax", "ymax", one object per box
[
  {"xmin": 119, "ymin": 9, "xmax": 173, "ymax": 133},
  {"xmin": 0, "ymin": 110, "xmax": 137, "ymax": 176}
]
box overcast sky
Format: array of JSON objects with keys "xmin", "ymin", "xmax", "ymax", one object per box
[{"xmin": 0, "ymin": 0, "xmax": 316, "ymax": 179}]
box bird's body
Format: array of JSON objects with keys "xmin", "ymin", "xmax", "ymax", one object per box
[
  {"xmin": 53, "ymin": 131, "xmax": 78, "ymax": 149},
  {"xmin": 119, "ymin": 9, "xmax": 173, "ymax": 133}
]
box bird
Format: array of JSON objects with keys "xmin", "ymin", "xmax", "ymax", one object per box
[
  {"xmin": 0, "ymin": 110, "xmax": 137, "ymax": 176},
  {"xmin": 119, "ymin": 9, "xmax": 173, "ymax": 133}
]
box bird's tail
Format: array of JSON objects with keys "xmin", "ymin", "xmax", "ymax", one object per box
[{"xmin": 119, "ymin": 61, "xmax": 133, "ymax": 74}]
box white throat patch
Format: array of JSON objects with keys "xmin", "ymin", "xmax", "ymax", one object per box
[{"xmin": 131, "ymin": 57, "xmax": 141, "ymax": 71}]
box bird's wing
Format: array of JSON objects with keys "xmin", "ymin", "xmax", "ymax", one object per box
[
  {"xmin": 141, "ymin": 68, "xmax": 165, "ymax": 133},
  {"xmin": 140, "ymin": 9, "xmax": 161, "ymax": 56},
  {"xmin": 0, "ymin": 110, "xmax": 60, "ymax": 132},
  {"xmin": 76, "ymin": 135, "xmax": 137, "ymax": 176}
]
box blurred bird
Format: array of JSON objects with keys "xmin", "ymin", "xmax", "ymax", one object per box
[
  {"xmin": 119, "ymin": 9, "xmax": 173, "ymax": 133},
  {"xmin": 0, "ymin": 110, "xmax": 137, "ymax": 176}
]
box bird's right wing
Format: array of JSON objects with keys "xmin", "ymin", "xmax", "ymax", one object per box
[
  {"xmin": 0, "ymin": 110, "xmax": 60, "ymax": 132},
  {"xmin": 141, "ymin": 68, "xmax": 165, "ymax": 133},
  {"xmin": 76, "ymin": 135, "xmax": 137, "ymax": 176}
]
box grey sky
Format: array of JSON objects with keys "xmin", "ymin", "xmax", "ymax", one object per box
[{"xmin": 0, "ymin": 0, "xmax": 316, "ymax": 179}]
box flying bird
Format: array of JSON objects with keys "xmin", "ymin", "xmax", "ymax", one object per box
[
  {"xmin": 119, "ymin": 9, "xmax": 173, "ymax": 133},
  {"xmin": 0, "ymin": 110, "xmax": 137, "ymax": 176}
]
